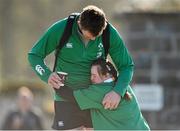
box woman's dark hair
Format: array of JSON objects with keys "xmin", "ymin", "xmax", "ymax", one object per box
[
  {"xmin": 79, "ymin": 5, "xmax": 106, "ymax": 37},
  {"xmin": 91, "ymin": 58, "xmax": 117, "ymax": 82},
  {"xmin": 92, "ymin": 58, "xmax": 132, "ymax": 100}
]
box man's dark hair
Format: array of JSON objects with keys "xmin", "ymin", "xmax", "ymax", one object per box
[
  {"xmin": 79, "ymin": 5, "xmax": 106, "ymax": 36},
  {"xmin": 91, "ymin": 58, "xmax": 117, "ymax": 81}
]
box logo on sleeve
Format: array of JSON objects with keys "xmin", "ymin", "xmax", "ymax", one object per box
[{"xmin": 35, "ymin": 65, "xmax": 45, "ymax": 75}]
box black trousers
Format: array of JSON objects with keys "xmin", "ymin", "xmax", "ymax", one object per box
[
  {"xmin": 52, "ymin": 86, "xmax": 92, "ymax": 130},
  {"xmin": 54, "ymin": 86, "xmax": 76, "ymax": 102}
]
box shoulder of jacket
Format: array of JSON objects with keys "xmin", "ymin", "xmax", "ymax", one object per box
[{"xmin": 48, "ymin": 17, "xmax": 68, "ymax": 31}]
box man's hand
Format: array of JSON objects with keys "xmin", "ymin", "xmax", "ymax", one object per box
[
  {"xmin": 102, "ymin": 91, "xmax": 121, "ymax": 110},
  {"xmin": 48, "ymin": 72, "xmax": 63, "ymax": 89}
]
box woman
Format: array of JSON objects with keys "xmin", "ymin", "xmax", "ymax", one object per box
[{"xmin": 73, "ymin": 58, "xmax": 150, "ymax": 130}]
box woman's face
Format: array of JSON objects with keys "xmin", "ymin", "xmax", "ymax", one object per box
[{"xmin": 91, "ymin": 65, "xmax": 104, "ymax": 84}]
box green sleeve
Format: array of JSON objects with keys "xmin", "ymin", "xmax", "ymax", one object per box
[
  {"xmin": 73, "ymin": 85, "xmax": 111, "ymax": 110},
  {"xmin": 28, "ymin": 18, "xmax": 67, "ymax": 83},
  {"xmin": 109, "ymin": 24, "xmax": 134, "ymax": 97}
]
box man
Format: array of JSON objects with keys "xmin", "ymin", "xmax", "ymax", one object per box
[
  {"xmin": 28, "ymin": 5, "xmax": 134, "ymax": 130},
  {"xmin": 1, "ymin": 87, "xmax": 43, "ymax": 130}
]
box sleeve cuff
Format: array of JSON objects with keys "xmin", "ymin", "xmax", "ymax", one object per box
[
  {"xmin": 113, "ymin": 85, "xmax": 126, "ymax": 97},
  {"xmin": 40, "ymin": 69, "xmax": 52, "ymax": 83}
]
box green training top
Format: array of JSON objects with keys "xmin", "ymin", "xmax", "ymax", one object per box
[
  {"xmin": 73, "ymin": 83, "xmax": 150, "ymax": 130},
  {"xmin": 28, "ymin": 16, "xmax": 134, "ymax": 100}
]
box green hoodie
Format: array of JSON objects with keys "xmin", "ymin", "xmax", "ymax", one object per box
[
  {"xmin": 74, "ymin": 82, "xmax": 150, "ymax": 130},
  {"xmin": 28, "ymin": 17, "xmax": 134, "ymax": 100}
]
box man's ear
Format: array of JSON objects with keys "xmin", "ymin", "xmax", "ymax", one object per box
[{"xmin": 77, "ymin": 20, "xmax": 83, "ymax": 30}]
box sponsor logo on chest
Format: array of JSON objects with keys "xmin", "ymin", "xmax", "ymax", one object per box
[
  {"xmin": 96, "ymin": 43, "xmax": 104, "ymax": 58},
  {"xmin": 65, "ymin": 43, "xmax": 73, "ymax": 48}
]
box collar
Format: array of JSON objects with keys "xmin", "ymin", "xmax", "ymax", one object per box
[{"xmin": 104, "ymin": 78, "xmax": 113, "ymax": 83}]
